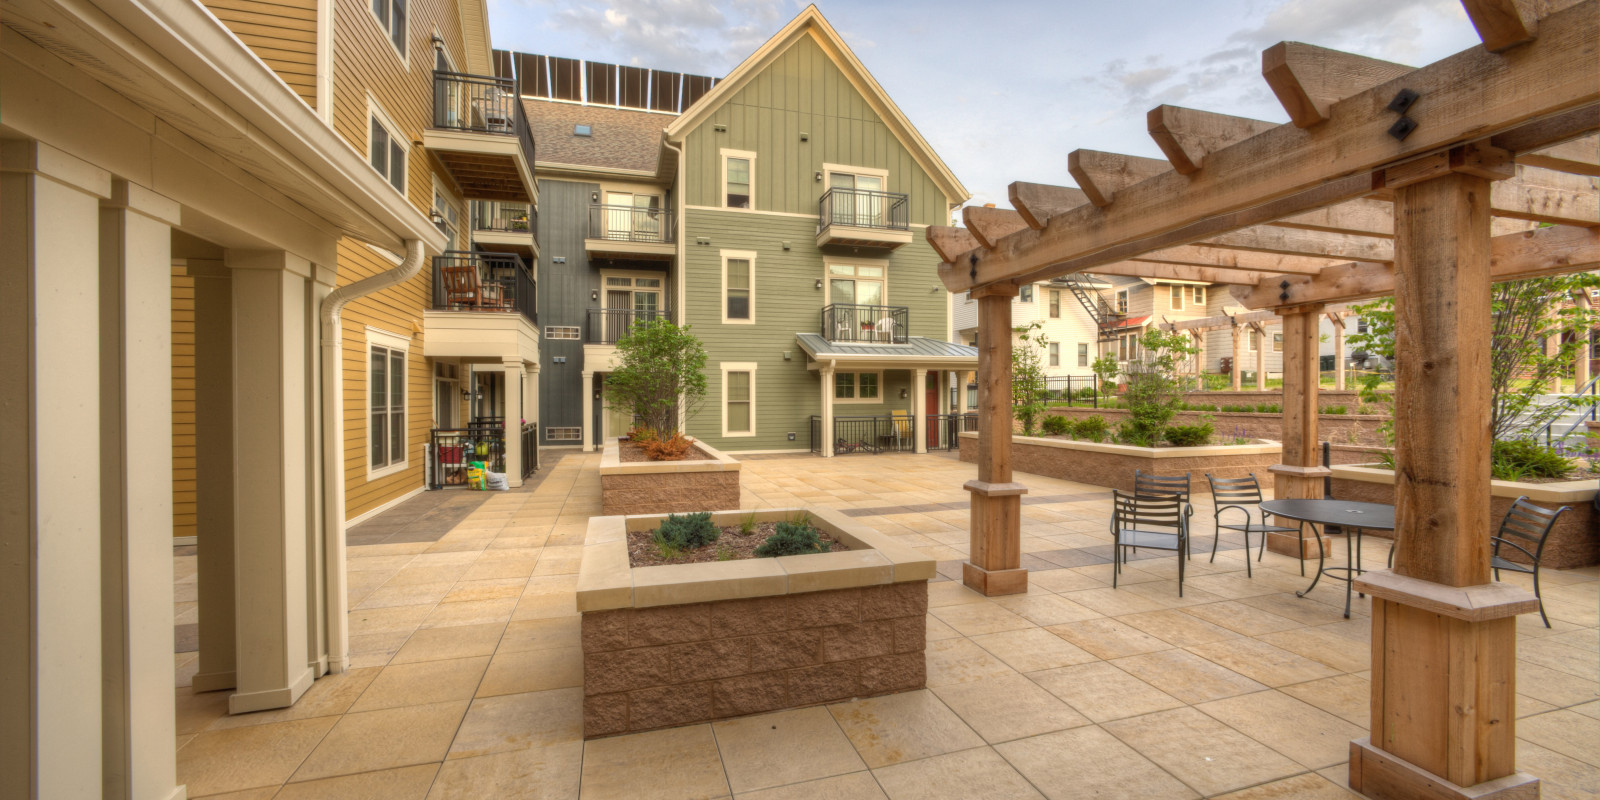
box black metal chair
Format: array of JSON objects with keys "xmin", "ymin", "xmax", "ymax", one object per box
[
  {"xmin": 1134, "ymin": 470, "xmax": 1194, "ymax": 558},
  {"xmin": 1491, "ymin": 496, "xmax": 1569, "ymax": 628},
  {"xmin": 1110, "ymin": 489, "xmax": 1190, "ymax": 596},
  {"xmin": 1203, "ymin": 473, "xmax": 1306, "ymax": 578}
]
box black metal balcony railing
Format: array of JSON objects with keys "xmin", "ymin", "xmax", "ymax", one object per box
[
  {"xmin": 472, "ymin": 201, "xmax": 536, "ymax": 234},
  {"xmin": 429, "ymin": 425, "xmax": 504, "ymax": 489},
  {"xmin": 587, "ymin": 308, "xmax": 672, "ymax": 344},
  {"xmin": 586, "ymin": 204, "xmax": 675, "ymax": 244},
  {"xmin": 821, "ymin": 303, "xmax": 908, "ymax": 344},
  {"xmin": 433, "ymin": 70, "xmax": 536, "ymax": 164},
  {"xmin": 818, "ymin": 188, "xmax": 909, "ymax": 232},
  {"xmin": 432, "ymin": 251, "xmax": 536, "ymax": 325}
]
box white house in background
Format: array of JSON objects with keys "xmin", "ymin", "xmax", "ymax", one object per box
[{"xmin": 951, "ymin": 277, "xmax": 1105, "ymax": 407}]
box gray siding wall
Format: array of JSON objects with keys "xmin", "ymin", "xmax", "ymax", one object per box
[{"xmin": 535, "ymin": 178, "xmax": 598, "ymax": 446}]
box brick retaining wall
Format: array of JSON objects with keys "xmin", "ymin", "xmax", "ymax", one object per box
[
  {"xmin": 600, "ymin": 471, "xmax": 740, "ymax": 516},
  {"xmin": 960, "ymin": 433, "xmax": 1281, "ymax": 493},
  {"xmin": 1043, "ymin": 406, "xmax": 1390, "ymax": 448}
]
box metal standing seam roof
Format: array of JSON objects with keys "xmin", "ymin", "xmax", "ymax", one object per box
[{"xmin": 794, "ymin": 333, "xmax": 979, "ymax": 362}]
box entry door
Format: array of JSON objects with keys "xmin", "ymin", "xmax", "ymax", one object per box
[{"xmin": 606, "ymin": 289, "xmax": 631, "ymax": 341}]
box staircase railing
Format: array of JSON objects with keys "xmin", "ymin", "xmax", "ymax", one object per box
[
  {"xmin": 1537, "ymin": 374, "xmax": 1600, "ymax": 446},
  {"xmin": 1056, "ymin": 273, "xmax": 1123, "ymax": 340}
]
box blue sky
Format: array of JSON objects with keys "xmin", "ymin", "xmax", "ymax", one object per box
[{"xmin": 485, "ymin": 0, "xmax": 1487, "ymax": 212}]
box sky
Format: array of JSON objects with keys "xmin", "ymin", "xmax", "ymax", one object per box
[{"xmin": 484, "ymin": 0, "xmax": 1489, "ymax": 211}]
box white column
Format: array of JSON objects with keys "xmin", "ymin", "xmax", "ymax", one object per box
[
  {"xmin": 0, "ymin": 140, "xmax": 111, "ymax": 800},
  {"xmin": 191, "ymin": 261, "xmax": 237, "ymax": 694},
  {"xmin": 820, "ymin": 365, "xmax": 835, "ymax": 458},
  {"xmin": 1231, "ymin": 325, "xmax": 1243, "ymax": 391},
  {"xmin": 227, "ymin": 251, "xmax": 315, "ymax": 714},
  {"xmin": 1255, "ymin": 326, "xmax": 1267, "ymax": 391},
  {"xmin": 913, "ymin": 369, "xmax": 928, "ymax": 454},
  {"xmin": 503, "ymin": 358, "xmax": 525, "ymax": 487},
  {"xmin": 581, "ymin": 370, "xmax": 596, "ymax": 452},
  {"xmin": 1332, "ymin": 317, "xmax": 1347, "ymax": 391}
]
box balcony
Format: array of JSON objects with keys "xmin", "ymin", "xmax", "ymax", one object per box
[
  {"xmin": 586, "ymin": 308, "xmax": 673, "ymax": 345},
  {"xmin": 430, "ymin": 251, "xmax": 536, "ymax": 324},
  {"xmin": 425, "ymin": 71, "xmax": 537, "ymax": 204},
  {"xmin": 471, "ymin": 200, "xmax": 538, "ymax": 259},
  {"xmin": 815, "ymin": 188, "xmax": 911, "ymax": 249},
  {"xmin": 584, "ymin": 204, "xmax": 676, "ymax": 260},
  {"xmin": 821, "ymin": 303, "xmax": 909, "ymax": 345}
]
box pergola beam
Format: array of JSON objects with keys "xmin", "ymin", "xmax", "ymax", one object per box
[
  {"xmin": 1159, "ymin": 308, "xmax": 1282, "ymax": 333},
  {"xmin": 1148, "ymin": 105, "xmax": 1277, "ymax": 175},
  {"xmin": 1069, "ymin": 150, "xmax": 1172, "ymax": 207},
  {"xmin": 1008, "ymin": 183, "xmax": 1090, "ymax": 229},
  {"xmin": 1463, "ymin": 0, "xmax": 1580, "ymax": 52},
  {"xmin": 1263, "ymin": 42, "xmax": 1414, "ymax": 128},
  {"xmin": 1089, "ymin": 261, "xmax": 1268, "ymax": 284},
  {"xmin": 963, "ymin": 207, "xmax": 1029, "ymax": 249},
  {"xmin": 1517, "ymin": 134, "xmax": 1599, "ymax": 176},
  {"xmin": 1133, "ymin": 245, "xmax": 1340, "ymax": 275},
  {"xmin": 1201, "ymin": 226, "xmax": 1394, "ymax": 261}
]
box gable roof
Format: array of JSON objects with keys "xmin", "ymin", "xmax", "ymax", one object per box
[
  {"xmin": 663, "ymin": 5, "xmax": 968, "ymax": 206},
  {"xmin": 524, "ymin": 98, "xmax": 672, "ymax": 175}
]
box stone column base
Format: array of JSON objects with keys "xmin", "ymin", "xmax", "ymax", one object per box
[
  {"xmin": 962, "ymin": 562, "xmax": 1028, "ymax": 596},
  {"xmin": 1350, "ymin": 738, "xmax": 1539, "ymax": 800}
]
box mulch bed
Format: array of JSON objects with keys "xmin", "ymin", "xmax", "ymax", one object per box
[
  {"xmin": 626, "ymin": 521, "xmax": 851, "ymax": 567},
  {"xmin": 618, "ymin": 438, "xmax": 713, "ymax": 463}
]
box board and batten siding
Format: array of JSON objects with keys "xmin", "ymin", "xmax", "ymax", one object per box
[
  {"xmin": 535, "ymin": 178, "xmax": 599, "ymax": 446},
  {"xmin": 203, "ymin": 0, "xmax": 320, "ymax": 107},
  {"xmin": 680, "ymin": 33, "xmax": 950, "ymax": 226},
  {"xmin": 681, "ymin": 209, "xmax": 948, "ymax": 453},
  {"xmin": 171, "ymin": 266, "xmax": 197, "ymax": 539}
]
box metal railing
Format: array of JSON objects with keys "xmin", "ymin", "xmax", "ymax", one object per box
[
  {"xmin": 818, "ymin": 188, "xmax": 909, "ymax": 232},
  {"xmin": 586, "ymin": 308, "xmax": 672, "ymax": 344},
  {"xmin": 586, "ymin": 204, "xmax": 674, "ymax": 243},
  {"xmin": 1537, "ymin": 374, "xmax": 1600, "ymax": 446},
  {"xmin": 521, "ymin": 423, "xmax": 538, "ymax": 480},
  {"xmin": 926, "ymin": 413, "xmax": 979, "ymax": 452},
  {"xmin": 821, "ymin": 303, "xmax": 909, "ymax": 344},
  {"xmin": 472, "ymin": 200, "xmax": 536, "ymax": 235},
  {"xmin": 431, "ymin": 251, "xmax": 536, "ymax": 325},
  {"xmin": 429, "ymin": 426, "xmax": 505, "ymax": 489},
  {"xmin": 1043, "ymin": 375, "xmax": 1101, "ymax": 408},
  {"xmin": 809, "ymin": 414, "xmax": 918, "ymax": 456},
  {"xmin": 432, "ymin": 70, "xmax": 536, "ymax": 163}
]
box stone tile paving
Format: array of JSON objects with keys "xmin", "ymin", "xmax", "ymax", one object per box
[{"xmin": 173, "ymin": 452, "xmax": 1600, "ymax": 799}]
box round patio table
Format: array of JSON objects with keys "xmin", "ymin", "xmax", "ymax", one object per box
[{"xmin": 1258, "ymin": 499, "xmax": 1395, "ymax": 619}]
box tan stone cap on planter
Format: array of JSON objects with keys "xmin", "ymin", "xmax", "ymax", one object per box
[
  {"xmin": 1353, "ymin": 569, "xmax": 1539, "ymax": 622},
  {"xmin": 1331, "ymin": 464, "xmax": 1598, "ymax": 504},
  {"xmin": 598, "ymin": 436, "xmax": 742, "ymax": 476},
  {"xmin": 959, "ymin": 431, "xmax": 1283, "ymax": 458},
  {"xmin": 575, "ymin": 506, "xmax": 936, "ymax": 612}
]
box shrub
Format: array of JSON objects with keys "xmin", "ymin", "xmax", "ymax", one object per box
[
  {"xmin": 1164, "ymin": 422, "xmax": 1214, "ymax": 447},
  {"xmin": 1117, "ymin": 422, "xmax": 1157, "ymax": 447},
  {"xmin": 643, "ymin": 430, "xmax": 693, "ymax": 460},
  {"xmin": 626, "ymin": 425, "xmax": 658, "ymax": 443},
  {"xmin": 754, "ymin": 520, "xmax": 826, "ymax": 557},
  {"xmin": 604, "ymin": 319, "xmax": 708, "ymax": 435},
  {"xmin": 738, "ymin": 512, "xmax": 758, "ymax": 536},
  {"xmin": 656, "ymin": 511, "xmax": 720, "ymax": 551},
  {"xmin": 1076, "ymin": 415, "xmax": 1110, "ymax": 442},
  {"xmin": 1073, "ymin": 386, "xmax": 1099, "ymax": 400},
  {"xmin": 1041, "ymin": 415, "xmax": 1071, "ymax": 436},
  {"xmin": 1322, "ymin": 405, "xmax": 1348, "ymax": 415},
  {"xmin": 1490, "ymin": 439, "xmax": 1574, "ymax": 481},
  {"xmin": 1255, "ymin": 403, "xmax": 1282, "ymax": 413}
]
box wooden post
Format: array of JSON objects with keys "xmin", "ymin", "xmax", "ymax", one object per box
[
  {"xmin": 964, "ymin": 286, "xmax": 1027, "ymax": 596},
  {"xmin": 1350, "ymin": 165, "xmax": 1540, "ymax": 800},
  {"xmin": 1253, "ymin": 323, "xmax": 1267, "ymax": 390},
  {"xmin": 913, "ymin": 369, "xmax": 928, "ymax": 454},
  {"xmin": 1231, "ymin": 324, "xmax": 1243, "ymax": 391},
  {"xmin": 1331, "ymin": 314, "xmax": 1347, "ymax": 391},
  {"xmin": 1266, "ymin": 304, "xmax": 1332, "ymax": 558}
]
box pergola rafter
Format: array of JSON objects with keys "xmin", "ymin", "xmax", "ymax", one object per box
[{"xmin": 936, "ymin": 5, "xmax": 1599, "ymax": 797}]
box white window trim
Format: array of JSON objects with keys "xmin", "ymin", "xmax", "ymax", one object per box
[
  {"xmin": 1077, "ymin": 342, "xmax": 1090, "ymax": 367},
  {"xmin": 720, "ymin": 148, "xmax": 758, "ymax": 210},
  {"xmin": 821, "ymin": 256, "xmax": 891, "ymax": 307},
  {"xmin": 1273, "ymin": 332, "xmax": 1284, "ymax": 353},
  {"xmin": 1248, "ymin": 330, "xmax": 1260, "ymax": 352},
  {"xmin": 365, "ymin": 326, "xmax": 411, "ymax": 480},
  {"xmin": 833, "ymin": 370, "xmax": 885, "ymax": 405},
  {"xmin": 1116, "ymin": 289, "xmax": 1130, "ymax": 314},
  {"xmin": 366, "ymin": 0, "xmax": 409, "ymax": 66},
  {"xmin": 431, "ymin": 172, "xmax": 462, "ymax": 248},
  {"xmin": 1020, "ymin": 284, "xmax": 1035, "ymax": 303},
  {"xmin": 721, "ymin": 362, "xmax": 758, "ymax": 437},
  {"xmin": 366, "ymin": 96, "xmax": 408, "ymax": 196},
  {"xmin": 1170, "ymin": 285, "xmax": 1184, "ymax": 311},
  {"xmin": 1049, "ymin": 289, "xmax": 1061, "ymax": 318},
  {"xmin": 430, "ymin": 27, "xmax": 453, "ymax": 72},
  {"xmin": 1193, "ymin": 286, "xmax": 1207, "ymax": 306},
  {"xmin": 1048, "ymin": 342, "xmax": 1060, "ymax": 367},
  {"xmin": 720, "ymin": 249, "xmax": 757, "ymax": 325}
]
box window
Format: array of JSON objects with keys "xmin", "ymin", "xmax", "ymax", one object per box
[
  {"xmin": 1357, "ymin": 319, "xmax": 1368, "ymax": 334},
  {"xmin": 1077, "ymin": 343, "xmax": 1089, "ymax": 367},
  {"xmin": 1119, "ymin": 333, "xmax": 1140, "ymax": 361},
  {"xmin": 1048, "ymin": 342, "xmax": 1060, "ymax": 367},
  {"xmin": 834, "ymin": 371, "xmax": 882, "ymax": 404},
  {"xmin": 722, "ymin": 363, "xmax": 757, "ymax": 436},
  {"xmin": 370, "ymin": 0, "xmax": 406, "ymax": 57},
  {"xmin": 368, "ymin": 108, "xmax": 406, "ymax": 192},
  {"xmin": 1020, "ymin": 285, "xmax": 1034, "ymax": 303},
  {"xmin": 432, "ymin": 178, "xmax": 461, "ymax": 250},
  {"xmin": 369, "ymin": 342, "xmax": 407, "ymax": 474},
  {"xmin": 545, "ymin": 326, "xmax": 580, "ymax": 340},
  {"xmin": 1116, "ymin": 289, "xmax": 1129, "ymax": 314},
  {"xmin": 600, "ymin": 272, "xmax": 664, "ymax": 322},
  {"xmin": 827, "ymin": 261, "xmax": 886, "ymax": 308},
  {"xmin": 1248, "ymin": 330, "xmax": 1259, "ymax": 352},
  {"xmin": 1193, "ymin": 285, "xmax": 1206, "ymax": 306},
  {"xmin": 722, "ymin": 250, "xmax": 755, "ymax": 323},
  {"xmin": 546, "ymin": 427, "xmax": 581, "ymax": 441},
  {"xmin": 722, "ymin": 149, "xmax": 756, "ymax": 209},
  {"xmin": 601, "ymin": 192, "xmax": 663, "ymax": 240},
  {"xmin": 1273, "ymin": 333, "xmax": 1284, "ymax": 352},
  {"xmin": 1049, "ymin": 290, "xmax": 1061, "ymax": 318},
  {"xmin": 1170, "ymin": 285, "xmax": 1184, "ymax": 311},
  {"xmin": 824, "ymin": 165, "xmax": 889, "ymax": 227}
]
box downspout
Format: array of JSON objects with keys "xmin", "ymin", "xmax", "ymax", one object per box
[
  {"xmin": 663, "ymin": 136, "xmax": 687, "ymax": 431},
  {"xmin": 318, "ymin": 238, "xmax": 426, "ymax": 673}
]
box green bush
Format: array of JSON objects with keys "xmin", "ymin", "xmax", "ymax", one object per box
[
  {"xmin": 1255, "ymin": 403, "xmax": 1282, "ymax": 413},
  {"xmin": 1117, "ymin": 422, "xmax": 1157, "ymax": 447},
  {"xmin": 754, "ymin": 521, "xmax": 827, "ymax": 557},
  {"xmin": 1041, "ymin": 415, "xmax": 1071, "ymax": 436},
  {"xmin": 1073, "ymin": 386, "xmax": 1099, "ymax": 400},
  {"xmin": 1076, "ymin": 415, "xmax": 1110, "ymax": 442},
  {"xmin": 1490, "ymin": 439, "xmax": 1574, "ymax": 481},
  {"xmin": 1164, "ymin": 422, "xmax": 1215, "ymax": 447},
  {"xmin": 1322, "ymin": 405, "xmax": 1348, "ymax": 415},
  {"xmin": 655, "ymin": 511, "xmax": 720, "ymax": 551}
]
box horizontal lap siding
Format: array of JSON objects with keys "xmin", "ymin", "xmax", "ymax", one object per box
[
  {"xmin": 172, "ymin": 266, "xmax": 197, "ymax": 538},
  {"xmin": 204, "ymin": 0, "xmax": 319, "ymax": 107}
]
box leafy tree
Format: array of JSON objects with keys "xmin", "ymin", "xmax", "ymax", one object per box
[
  {"xmin": 1119, "ymin": 328, "xmax": 1199, "ymax": 446},
  {"xmin": 604, "ymin": 319, "xmax": 708, "ymax": 436},
  {"xmin": 1090, "ymin": 353, "xmax": 1120, "ymax": 396},
  {"xmin": 1012, "ymin": 322, "xmax": 1049, "ymax": 435}
]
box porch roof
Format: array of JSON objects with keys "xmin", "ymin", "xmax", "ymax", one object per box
[{"xmin": 795, "ymin": 333, "xmax": 979, "ymax": 369}]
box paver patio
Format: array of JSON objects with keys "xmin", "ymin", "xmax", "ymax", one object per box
[{"xmin": 173, "ymin": 453, "xmax": 1600, "ymax": 799}]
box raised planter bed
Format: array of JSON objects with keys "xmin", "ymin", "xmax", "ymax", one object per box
[
  {"xmin": 1330, "ymin": 465, "xmax": 1599, "ymax": 569},
  {"xmin": 575, "ymin": 507, "xmax": 935, "ymax": 739},
  {"xmin": 1043, "ymin": 406, "xmax": 1391, "ymax": 449},
  {"xmin": 599, "ymin": 436, "xmax": 741, "ymax": 516},
  {"xmin": 959, "ymin": 431, "xmax": 1282, "ymax": 492}
]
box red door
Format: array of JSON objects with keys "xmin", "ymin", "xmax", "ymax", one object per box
[{"xmin": 925, "ymin": 384, "xmax": 941, "ymax": 449}]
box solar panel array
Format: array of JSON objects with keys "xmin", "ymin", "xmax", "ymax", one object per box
[{"xmin": 492, "ymin": 50, "xmax": 720, "ymax": 113}]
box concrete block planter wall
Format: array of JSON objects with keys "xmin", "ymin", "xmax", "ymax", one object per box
[
  {"xmin": 598, "ymin": 437, "xmax": 741, "ymax": 516},
  {"xmin": 575, "ymin": 507, "xmax": 935, "ymax": 739},
  {"xmin": 1330, "ymin": 465, "xmax": 1599, "ymax": 569},
  {"xmin": 959, "ymin": 432, "xmax": 1282, "ymax": 492},
  {"xmin": 1044, "ymin": 406, "xmax": 1391, "ymax": 453}
]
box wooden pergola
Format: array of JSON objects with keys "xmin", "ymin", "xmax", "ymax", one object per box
[{"xmin": 928, "ymin": 2, "xmax": 1597, "ymax": 797}]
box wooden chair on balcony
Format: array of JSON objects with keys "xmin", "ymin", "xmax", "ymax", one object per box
[{"xmin": 440, "ymin": 262, "xmax": 505, "ymax": 310}]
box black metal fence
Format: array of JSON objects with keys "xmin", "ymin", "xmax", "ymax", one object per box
[
  {"xmin": 587, "ymin": 204, "xmax": 674, "ymax": 243},
  {"xmin": 472, "ymin": 201, "xmax": 536, "ymax": 236},
  {"xmin": 521, "ymin": 424, "xmax": 538, "ymax": 480},
  {"xmin": 821, "ymin": 303, "xmax": 909, "ymax": 344},
  {"xmin": 818, "ymin": 188, "xmax": 909, "ymax": 231},
  {"xmin": 432, "ymin": 70, "xmax": 536, "ymax": 163},
  {"xmin": 1043, "ymin": 375, "xmax": 1101, "ymax": 407},
  {"xmin": 586, "ymin": 308, "xmax": 672, "ymax": 344},
  {"xmin": 926, "ymin": 413, "xmax": 979, "ymax": 451},
  {"xmin": 430, "ymin": 426, "xmax": 505, "ymax": 489},
  {"xmin": 432, "ymin": 251, "xmax": 536, "ymax": 325},
  {"xmin": 809, "ymin": 413, "xmax": 976, "ymax": 455}
]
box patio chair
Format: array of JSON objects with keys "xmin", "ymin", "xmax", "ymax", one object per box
[
  {"xmin": 440, "ymin": 261, "xmax": 502, "ymax": 309},
  {"xmin": 874, "ymin": 317, "xmax": 897, "ymax": 343},
  {"xmin": 1133, "ymin": 470, "xmax": 1194, "ymax": 557},
  {"xmin": 1110, "ymin": 489, "xmax": 1190, "ymax": 596},
  {"xmin": 1491, "ymin": 496, "xmax": 1569, "ymax": 628},
  {"xmin": 1204, "ymin": 473, "xmax": 1305, "ymax": 578},
  {"xmin": 888, "ymin": 410, "xmax": 914, "ymax": 451}
]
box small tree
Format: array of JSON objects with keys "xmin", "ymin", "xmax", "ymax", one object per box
[
  {"xmin": 604, "ymin": 319, "xmax": 708, "ymax": 436},
  {"xmin": 1119, "ymin": 328, "xmax": 1199, "ymax": 446},
  {"xmin": 1012, "ymin": 322, "xmax": 1049, "ymax": 435},
  {"xmin": 1090, "ymin": 353, "xmax": 1120, "ymax": 396}
]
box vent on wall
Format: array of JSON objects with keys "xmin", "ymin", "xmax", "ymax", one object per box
[{"xmin": 546, "ymin": 427, "xmax": 582, "ymax": 441}]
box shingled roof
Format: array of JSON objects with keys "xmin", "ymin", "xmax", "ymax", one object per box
[{"xmin": 523, "ymin": 98, "xmax": 670, "ymax": 174}]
